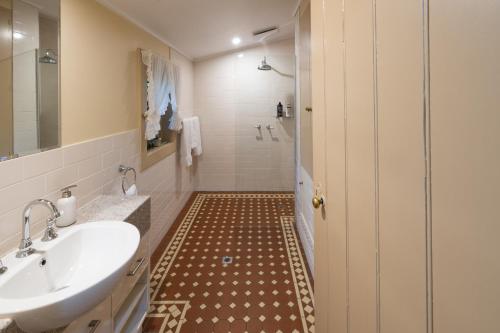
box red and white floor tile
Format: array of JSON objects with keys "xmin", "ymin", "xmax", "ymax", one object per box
[{"xmin": 142, "ymin": 192, "xmax": 315, "ymax": 333}]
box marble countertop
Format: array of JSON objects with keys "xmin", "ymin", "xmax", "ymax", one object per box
[
  {"xmin": 76, "ymin": 194, "xmax": 150, "ymax": 224},
  {"xmin": 0, "ymin": 194, "xmax": 150, "ymax": 332}
]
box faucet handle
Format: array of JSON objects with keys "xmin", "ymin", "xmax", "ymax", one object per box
[
  {"xmin": 0, "ymin": 259, "xmax": 7, "ymax": 274},
  {"xmin": 42, "ymin": 217, "xmax": 58, "ymax": 242}
]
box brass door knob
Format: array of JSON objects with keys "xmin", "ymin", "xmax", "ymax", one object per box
[{"xmin": 312, "ymin": 195, "xmax": 324, "ymax": 209}]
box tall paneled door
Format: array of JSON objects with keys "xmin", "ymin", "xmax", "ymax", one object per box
[{"xmin": 311, "ymin": 0, "xmax": 500, "ymax": 332}]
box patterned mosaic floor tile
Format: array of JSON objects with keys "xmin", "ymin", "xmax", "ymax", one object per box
[{"xmin": 143, "ymin": 192, "xmax": 315, "ymax": 333}]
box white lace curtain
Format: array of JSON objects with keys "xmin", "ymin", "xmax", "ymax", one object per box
[{"xmin": 141, "ymin": 49, "xmax": 180, "ymax": 140}]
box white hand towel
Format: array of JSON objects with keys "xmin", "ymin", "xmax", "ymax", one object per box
[
  {"xmin": 125, "ymin": 184, "xmax": 138, "ymax": 197},
  {"xmin": 181, "ymin": 116, "xmax": 203, "ymax": 166},
  {"xmin": 191, "ymin": 117, "xmax": 202, "ymax": 156}
]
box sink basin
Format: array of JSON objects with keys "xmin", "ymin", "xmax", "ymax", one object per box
[{"xmin": 0, "ymin": 221, "xmax": 140, "ymax": 332}]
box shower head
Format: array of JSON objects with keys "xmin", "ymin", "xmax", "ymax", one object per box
[{"xmin": 258, "ymin": 57, "xmax": 272, "ymax": 71}]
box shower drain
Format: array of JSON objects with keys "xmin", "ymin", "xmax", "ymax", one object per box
[{"xmin": 222, "ymin": 256, "xmax": 233, "ymax": 265}]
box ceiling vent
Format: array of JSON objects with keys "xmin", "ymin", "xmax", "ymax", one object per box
[{"xmin": 253, "ymin": 26, "xmax": 279, "ymax": 37}]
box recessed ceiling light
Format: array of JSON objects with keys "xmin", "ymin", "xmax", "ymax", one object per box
[
  {"xmin": 237, "ymin": 53, "xmax": 244, "ymax": 58},
  {"xmin": 232, "ymin": 37, "xmax": 241, "ymax": 45}
]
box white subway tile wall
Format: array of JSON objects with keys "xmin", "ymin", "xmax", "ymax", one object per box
[
  {"xmin": 194, "ymin": 39, "xmax": 296, "ymax": 191},
  {"xmin": 0, "ymin": 129, "xmax": 195, "ymax": 256}
]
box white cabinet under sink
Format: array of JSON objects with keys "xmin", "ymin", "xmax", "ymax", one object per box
[
  {"xmin": 63, "ymin": 297, "xmax": 112, "ymax": 333},
  {"xmin": 112, "ymin": 232, "xmax": 150, "ymax": 333},
  {"xmin": 113, "ymin": 270, "xmax": 149, "ymax": 333}
]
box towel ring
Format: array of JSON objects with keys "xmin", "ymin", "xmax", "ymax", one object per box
[{"xmin": 119, "ymin": 165, "xmax": 137, "ymax": 195}]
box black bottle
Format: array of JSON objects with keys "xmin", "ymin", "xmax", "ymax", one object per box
[{"xmin": 277, "ymin": 102, "xmax": 283, "ymax": 118}]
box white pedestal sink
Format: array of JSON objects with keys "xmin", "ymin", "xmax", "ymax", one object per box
[{"xmin": 0, "ymin": 221, "xmax": 140, "ymax": 332}]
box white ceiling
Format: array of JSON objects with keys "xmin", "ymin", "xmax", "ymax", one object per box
[
  {"xmin": 98, "ymin": 0, "xmax": 298, "ymax": 61},
  {"xmin": 25, "ymin": 0, "xmax": 59, "ymax": 19}
]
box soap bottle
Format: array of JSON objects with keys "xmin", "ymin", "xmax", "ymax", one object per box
[{"xmin": 56, "ymin": 185, "xmax": 78, "ymax": 227}]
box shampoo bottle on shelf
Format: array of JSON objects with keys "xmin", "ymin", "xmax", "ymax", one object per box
[
  {"xmin": 277, "ymin": 102, "xmax": 283, "ymax": 118},
  {"xmin": 56, "ymin": 185, "xmax": 78, "ymax": 227}
]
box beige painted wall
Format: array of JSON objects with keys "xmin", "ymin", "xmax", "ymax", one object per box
[
  {"xmin": 58, "ymin": 0, "xmax": 196, "ymax": 249},
  {"xmin": 60, "ymin": 0, "xmax": 171, "ymax": 144}
]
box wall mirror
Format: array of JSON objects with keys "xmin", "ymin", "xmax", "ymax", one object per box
[{"xmin": 0, "ymin": 0, "xmax": 60, "ymax": 161}]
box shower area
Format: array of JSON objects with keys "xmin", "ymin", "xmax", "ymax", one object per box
[{"xmin": 194, "ymin": 38, "xmax": 296, "ymax": 191}]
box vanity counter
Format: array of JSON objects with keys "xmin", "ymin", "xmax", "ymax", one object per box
[
  {"xmin": 77, "ymin": 195, "xmax": 151, "ymax": 237},
  {"xmin": 77, "ymin": 195, "xmax": 149, "ymax": 225}
]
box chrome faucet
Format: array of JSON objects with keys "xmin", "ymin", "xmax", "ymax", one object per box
[
  {"xmin": 0, "ymin": 259, "xmax": 7, "ymax": 274},
  {"xmin": 17, "ymin": 199, "xmax": 61, "ymax": 258}
]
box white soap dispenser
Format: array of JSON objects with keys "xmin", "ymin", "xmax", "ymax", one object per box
[{"xmin": 56, "ymin": 185, "xmax": 78, "ymax": 227}]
